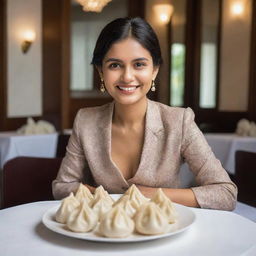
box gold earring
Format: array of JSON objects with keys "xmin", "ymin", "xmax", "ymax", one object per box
[
  {"xmin": 151, "ymin": 80, "xmax": 156, "ymax": 92},
  {"xmin": 100, "ymin": 78, "xmax": 106, "ymax": 93}
]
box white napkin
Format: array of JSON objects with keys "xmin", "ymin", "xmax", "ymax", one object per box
[
  {"xmin": 17, "ymin": 117, "xmax": 56, "ymax": 135},
  {"xmin": 236, "ymin": 118, "xmax": 256, "ymax": 137}
]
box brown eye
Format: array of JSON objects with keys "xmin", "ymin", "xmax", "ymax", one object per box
[
  {"xmin": 109, "ymin": 63, "xmax": 120, "ymax": 69},
  {"xmin": 135, "ymin": 62, "xmax": 146, "ymax": 68}
]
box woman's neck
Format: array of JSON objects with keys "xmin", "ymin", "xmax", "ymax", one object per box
[{"xmin": 113, "ymin": 98, "xmax": 148, "ymax": 128}]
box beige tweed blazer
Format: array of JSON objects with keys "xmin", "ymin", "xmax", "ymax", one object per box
[{"xmin": 52, "ymin": 99, "xmax": 237, "ymax": 210}]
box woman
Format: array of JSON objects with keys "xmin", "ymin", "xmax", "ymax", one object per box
[{"xmin": 52, "ymin": 17, "xmax": 237, "ymax": 210}]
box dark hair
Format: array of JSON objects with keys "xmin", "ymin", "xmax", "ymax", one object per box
[{"xmin": 91, "ymin": 17, "xmax": 163, "ymax": 67}]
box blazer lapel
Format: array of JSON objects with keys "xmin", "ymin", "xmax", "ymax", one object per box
[
  {"xmin": 89, "ymin": 100, "xmax": 164, "ymax": 191},
  {"xmin": 96, "ymin": 101, "xmax": 130, "ymax": 190},
  {"xmin": 128, "ymin": 100, "xmax": 164, "ymax": 185}
]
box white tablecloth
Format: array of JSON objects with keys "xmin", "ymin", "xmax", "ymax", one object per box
[
  {"xmin": 0, "ymin": 132, "xmax": 58, "ymax": 169},
  {"xmin": 205, "ymin": 133, "xmax": 256, "ymax": 175},
  {"xmin": 0, "ymin": 201, "xmax": 255, "ymax": 256}
]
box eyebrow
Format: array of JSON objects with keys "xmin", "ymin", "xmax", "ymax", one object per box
[{"xmin": 104, "ymin": 57, "xmax": 149, "ymax": 63}]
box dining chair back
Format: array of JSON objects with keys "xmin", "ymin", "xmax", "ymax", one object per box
[
  {"xmin": 55, "ymin": 134, "xmax": 70, "ymax": 157},
  {"xmin": 235, "ymin": 150, "xmax": 256, "ymax": 207},
  {"xmin": 1, "ymin": 156, "xmax": 62, "ymax": 209}
]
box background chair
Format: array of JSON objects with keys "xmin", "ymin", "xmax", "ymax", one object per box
[
  {"xmin": 55, "ymin": 134, "xmax": 70, "ymax": 158},
  {"xmin": 1, "ymin": 156, "xmax": 62, "ymax": 209},
  {"xmin": 235, "ymin": 150, "xmax": 256, "ymax": 207}
]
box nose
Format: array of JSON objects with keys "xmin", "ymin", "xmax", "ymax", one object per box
[{"xmin": 121, "ymin": 66, "xmax": 134, "ymax": 83}]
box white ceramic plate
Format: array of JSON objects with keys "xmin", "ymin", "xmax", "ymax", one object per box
[{"xmin": 42, "ymin": 194, "xmax": 196, "ymax": 243}]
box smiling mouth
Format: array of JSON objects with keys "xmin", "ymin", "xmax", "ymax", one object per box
[{"xmin": 116, "ymin": 85, "xmax": 140, "ymax": 91}]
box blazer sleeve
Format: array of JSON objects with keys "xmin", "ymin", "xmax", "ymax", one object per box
[
  {"xmin": 181, "ymin": 108, "xmax": 238, "ymax": 210},
  {"xmin": 52, "ymin": 109, "xmax": 88, "ymax": 199}
]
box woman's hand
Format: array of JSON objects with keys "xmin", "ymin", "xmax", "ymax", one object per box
[
  {"xmin": 135, "ymin": 184, "xmax": 199, "ymax": 208},
  {"xmin": 84, "ymin": 184, "xmax": 96, "ymax": 193},
  {"xmin": 135, "ymin": 185, "xmax": 157, "ymax": 198}
]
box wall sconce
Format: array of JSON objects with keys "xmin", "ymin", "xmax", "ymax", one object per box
[
  {"xmin": 21, "ymin": 30, "xmax": 36, "ymax": 54},
  {"xmin": 153, "ymin": 4, "xmax": 173, "ymax": 25},
  {"xmin": 230, "ymin": 1, "xmax": 244, "ymax": 17}
]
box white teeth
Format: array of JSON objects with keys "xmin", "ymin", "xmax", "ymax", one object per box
[{"xmin": 118, "ymin": 86, "xmax": 137, "ymax": 91}]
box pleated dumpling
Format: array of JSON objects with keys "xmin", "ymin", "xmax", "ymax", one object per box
[
  {"xmin": 158, "ymin": 199, "xmax": 177, "ymax": 224},
  {"xmin": 113, "ymin": 195, "xmax": 137, "ymax": 218},
  {"xmin": 93, "ymin": 185, "xmax": 114, "ymax": 205},
  {"xmin": 66, "ymin": 200, "xmax": 98, "ymax": 232},
  {"xmin": 134, "ymin": 202, "xmax": 168, "ymax": 235},
  {"xmin": 99, "ymin": 205, "xmax": 134, "ymax": 238},
  {"xmin": 125, "ymin": 184, "xmax": 148, "ymax": 209},
  {"xmin": 55, "ymin": 192, "xmax": 80, "ymax": 224},
  {"xmin": 75, "ymin": 183, "xmax": 94, "ymax": 205},
  {"xmin": 91, "ymin": 196, "xmax": 113, "ymax": 221},
  {"xmin": 151, "ymin": 188, "xmax": 169, "ymax": 205}
]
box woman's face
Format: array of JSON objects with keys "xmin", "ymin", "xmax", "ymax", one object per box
[{"xmin": 100, "ymin": 37, "xmax": 159, "ymax": 106}]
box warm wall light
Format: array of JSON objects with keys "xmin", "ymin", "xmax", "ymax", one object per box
[
  {"xmin": 21, "ymin": 30, "xmax": 36, "ymax": 54},
  {"xmin": 230, "ymin": 2, "xmax": 244, "ymax": 17},
  {"xmin": 153, "ymin": 4, "xmax": 173, "ymax": 25},
  {"xmin": 76, "ymin": 0, "xmax": 112, "ymax": 13}
]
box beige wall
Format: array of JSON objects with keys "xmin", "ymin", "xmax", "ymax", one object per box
[
  {"xmin": 219, "ymin": 0, "xmax": 252, "ymax": 111},
  {"xmin": 7, "ymin": 0, "xmax": 42, "ymax": 117}
]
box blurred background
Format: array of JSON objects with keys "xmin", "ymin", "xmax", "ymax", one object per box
[{"xmin": 0, "ymin": 0, "xmax": 255, "ymax": 132}]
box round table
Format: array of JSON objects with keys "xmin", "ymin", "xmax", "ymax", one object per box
[{"xmin": 0, "ymin": 201, "xmax": 256, "ymax": 256}]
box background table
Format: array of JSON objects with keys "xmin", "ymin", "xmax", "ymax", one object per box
[
  {"xmin": 0, "ymin": 132, "xmax": 58, "ymax": 169},
  {"xmin": 0, "ymin": 201, "xmax": 256, "ymax": 256},
  {"xmin": 205, "ymin": 133, "xmax": 256, "ymax": 175}
]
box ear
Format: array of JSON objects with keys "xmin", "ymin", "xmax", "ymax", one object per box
[
  {"xmin": 152, "ymin": 66, "xmax": 159, "ymax": 80},
  {"xmin": 96, "ymin": 66, "xmax": 103, "ymax": 79}
]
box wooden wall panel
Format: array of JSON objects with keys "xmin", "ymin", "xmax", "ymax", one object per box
[
  {"xmin": 42, "ymin": 0, "xmax": 64, "ymax": 130},
  {"xmin": 249, "ymin": 0, "xmax": 256, "ymax": 122},
  {"xmin": 0, "ymin": 0, "xmax": 6, "ymax": 130}
]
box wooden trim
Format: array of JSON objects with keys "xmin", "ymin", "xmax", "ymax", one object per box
[
  {"xmin": 248, "ymin": 0, "xmax": 256, "ymax": 122},
  {"xmin": 42, "ymin": 0, "xmax": 68, "ymax": 130},
  {"xmin": 128, "ymin": 0, "xmax": 145, "ymax": 18},
  {"xmin": 60, "ymin": 0, "xmax": 70, "ymax": 129},
  {"xmin": 196, "ymin": 109, "xmax": 247, "ymax": 133},
  {"xmin": 184, "ymin": 0, "xmax": 201, "ymax": 109},
  {"xmin": 0, "ymin": 0, "xmax": 6, "ymax": 130},
  {"xmin": 215, "ymin": 0, "xmax": 223, "ymax": 110}
]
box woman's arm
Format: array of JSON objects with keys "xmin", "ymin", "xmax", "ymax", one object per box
[
  {"xmin": 179, "ymin": 108, "xmax": 237, "ymax": 210},
  {"xmin": 136, "ymin": 185, "xmax": 199, "ymax": 207},
  {"xmin": 52, "ymin": 109, "xmax": 93, "ymax": 199}
]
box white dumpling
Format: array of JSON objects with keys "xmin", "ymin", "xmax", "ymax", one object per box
[
  {"xmin": 158, "ymin": 199, "xmax": 177, "ymax": 224},
  {"xmin": 55, "ymin": 192, "xmax": 80, "ymax": 224},
  {"xmin": 99, "ymin": 205, "xmax": 134, "ymax": 238},
  {"xmin": 124, "ymin": 184, "xmax": 148, "ymax": 209},
  {"xmin": 113, "ymin": 195, "xmax": 137, "ymax": 218},
  {"xmin": 151, "ymin": 188, "xmax": 169, "ymax": 205},
  {"xmin": 135, "ymin": 202, "xmax": 169, "ymax": 235},
  {"xmin": 93, "ymin": 185, "xmax": 114, "ymax": 205},
  {"xmin": 66, "ymin": 200, "xmax": 98, "ymax": 232},
  {"xmin": 75, "ymin": 183, "xmax": 94, "ymax": 205},
  {"xmin": 91, "ymin": 196, "xmax": 113, "ymax": 221}
]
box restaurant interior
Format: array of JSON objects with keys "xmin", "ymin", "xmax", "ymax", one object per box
[
  {"xmin": 0, "ymin": 0, "xmax": 256, "ymax": 256},
  {"xmin": 0, "ymin": 0, "xmax": 256, "ymax": 254}
]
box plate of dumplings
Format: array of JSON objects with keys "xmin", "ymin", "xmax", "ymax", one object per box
[{"xmin": 42, "ymin": 184, "xmax": 196, "ymax": 242}]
